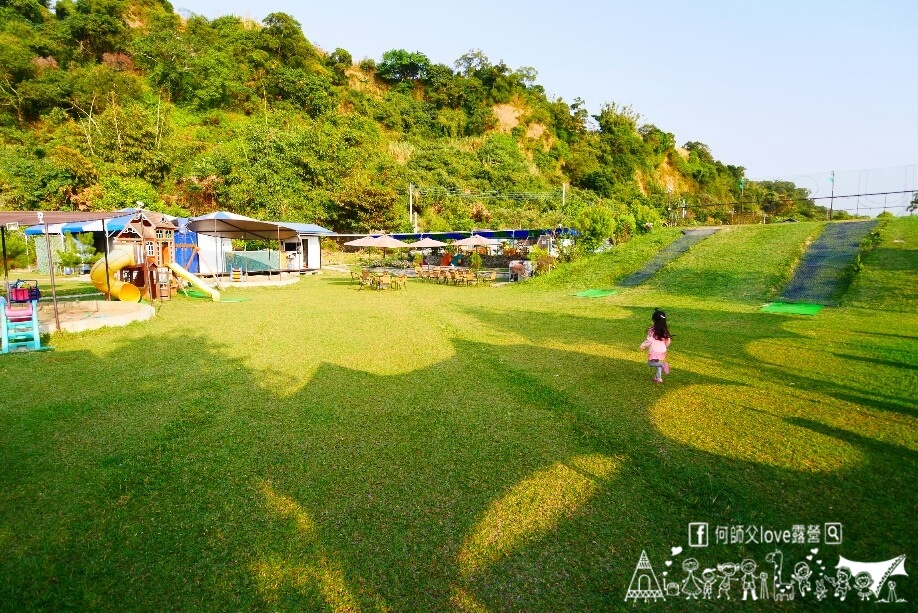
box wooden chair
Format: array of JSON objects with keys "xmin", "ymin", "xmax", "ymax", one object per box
[
  {"xmin": 463, "ymin": 270, "xmax": 478, "ymax": 287},
  {"xmin": 358, "ymin": 269, "xmax": 374, "ymax": 290},
  {"xmin": 393, "ymin": 272, "xmax": 407, "ymax": 289},
  {"xmin": 481, "ymin": 270, "xmax": 497, "ymax": 286},
  {"xmin": 376, "ymin": 272, "xmax": 392, "ymax": 290}
]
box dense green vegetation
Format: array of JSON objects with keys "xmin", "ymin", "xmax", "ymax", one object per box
[
  {"xmin": 2, "ymin": 0, "xmax": 839, "ymax": 241},
  {"xmin": 1, "ymin": 218, "xmax": 914, "ymax": 610}
]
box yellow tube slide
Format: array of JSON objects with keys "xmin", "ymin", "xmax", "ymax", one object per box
[
  {"xmin": 167, "ymin": 262, "xmax": 220, "ymax": 301},
  {"xmin": 90, "ymin": 248, "xmax": 141, "ymax": 302}
]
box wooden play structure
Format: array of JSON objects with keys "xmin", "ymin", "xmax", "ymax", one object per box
[{"xmin": 90, "ymin": 211, "xmax": 180, "ymax": 302}]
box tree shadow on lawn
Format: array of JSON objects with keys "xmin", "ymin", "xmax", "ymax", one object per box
[
  {"xmin": 458, "ymin": 303, "xmax": 916, "ymax": 594},
  {"xmin": 747, "ymin": 347, "xmax": 917, "ymax": 419},
  {"xmin": 1, "ymin": 325, "xmax": 914, "ymax": 611},
  {"xmin": 831, "ymin": 351, "xmax": 918, "ymax": 371}
]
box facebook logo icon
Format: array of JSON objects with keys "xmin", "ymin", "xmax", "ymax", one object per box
[{"xmin": 689, "ymin": 522, "xmax": 709, "ymax": 547}]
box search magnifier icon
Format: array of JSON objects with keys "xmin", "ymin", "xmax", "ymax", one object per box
[{"xmin": 825, "ymin": 523, "xmax": 843, "ymax": 544}]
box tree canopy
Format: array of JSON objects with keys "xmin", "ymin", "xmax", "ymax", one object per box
[{"xmin": 0, "ymin": 1, "xmax": 829, "ymax": 237}]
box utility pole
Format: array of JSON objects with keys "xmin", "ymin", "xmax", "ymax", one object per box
[
  {"xmin": 828, "ymin": 171, "xmax": 835, "ymax": 221},
  {"xmin": 739, "ymin": 178, "xmax": 745, "ymax": 217},
  {"xmin": 408, "ymin": 183, "xmax": 415, "ymax": 232}
]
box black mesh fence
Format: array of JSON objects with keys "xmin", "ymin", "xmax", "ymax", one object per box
[
  {"xmin": 780, "ymin": 220, "xmax": 878, "ymax": 305},
  {"xmin": 618, "ymin": 228, "xmax": 720, "ymax": 287}
]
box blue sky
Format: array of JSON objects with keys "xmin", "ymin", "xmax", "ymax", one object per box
[{"xmin": 174, "ymin": 0, "xmax": 917, "ymax": 211}]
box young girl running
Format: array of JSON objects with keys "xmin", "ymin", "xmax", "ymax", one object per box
[{"xmin": 640, "ymin": 308, "xmax": 671, "ymax": 383}]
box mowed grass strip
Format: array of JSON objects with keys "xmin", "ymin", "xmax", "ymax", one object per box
[{"xmin": 0, "ymin": 220, "xmax": 914, "ymax": 610}]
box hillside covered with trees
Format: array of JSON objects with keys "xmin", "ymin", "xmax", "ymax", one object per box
[{"xmin": 1, "ymin": 0, "xmax": 833, "ymax": 243}]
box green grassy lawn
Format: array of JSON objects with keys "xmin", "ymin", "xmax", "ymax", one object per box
[{"xmin": 1, "ymin": 220, "xmax": 915, "ymax": 610}]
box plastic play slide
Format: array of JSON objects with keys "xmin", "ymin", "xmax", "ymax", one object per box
[
  {"xmin": 90, "ymin": 248, "xmax": 142, "ymax": 302},
  {"xmin": 167, "ymin": 262, "xmax": 221, "ymax": 302}
]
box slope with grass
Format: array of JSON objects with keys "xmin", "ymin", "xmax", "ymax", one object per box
[
  {"xmin": 633, "ymin": 221, "xmax": 823, "ymax": 307},
  {"xmin": 618, "ymin": 227, "xmax": 720, "ymax": 287},
  {"xmin": 0, "ymin": 221, "xmax": 914, "ymax": 610},
  {"xmin": 525, "ymin": 227, "xmax": 683, "ymax": 292},
  {"xmin": 845, "ymin": 216, "xmax": 918, "ymax": 311}
]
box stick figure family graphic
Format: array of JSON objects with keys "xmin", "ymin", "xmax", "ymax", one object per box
[{"xmin": 625, "ymin": 548, "xmax": 907, "ymax": 604}]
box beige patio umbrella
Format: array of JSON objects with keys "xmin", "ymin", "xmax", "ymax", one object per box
[
  {"xmin": 452, "ymin": 234, "xmax": 499, "ymax": 249},
  {"xmin": 367, "ymin": 235, "xmax": 410, "ymax": 249},
  {"xmin": 342, "ymin": 236, "xmax": 381, "ymax": 268},
  {"xmin": 409, "ymin": 237, "xmax": 448, "ymax": 248},
  {"xmin": 364, "ymin": 234, "xmax": 411, "ymax": 265},
  {"xmin": 343, "ymin": 236, "xmax": 379, "ymax": 247}
]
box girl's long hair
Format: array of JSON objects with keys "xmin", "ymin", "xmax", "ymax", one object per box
[{"xmin": 651, "ymin": 308, "xmax": 670, "ymax": 340}]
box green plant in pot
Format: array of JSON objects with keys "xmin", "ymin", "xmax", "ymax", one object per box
[{"xmin": 469, "ymin": 252, "xmax": 483, "ymax": 270}]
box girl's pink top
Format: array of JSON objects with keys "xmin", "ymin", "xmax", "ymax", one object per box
[{"xmin": 641, "ymin": 327, "xmax": 671, "ymax": 361}]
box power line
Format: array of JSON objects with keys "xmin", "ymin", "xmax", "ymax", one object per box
[
  {"xmin": 413, "ymin": 185, "xmax": 914, "ymax": 210},
  {"xmin": 685, "ymin": 190, "xmax": 914, "ymax": 210},
  {"xmin": 413, "ymin": 186, "xmax": 567, "ymax": 201}
]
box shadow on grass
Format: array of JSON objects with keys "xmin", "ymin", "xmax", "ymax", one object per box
[
  {"xmin": 752, "ymin": 360, "xmax": 917, "ymax": 419},
  {"xmin": 787, "ymin": 417, "xmax": 918, "ymax": 464},
  {"xmin": 831, "ymin": 351, "xmax": 918, "ymax": 371},
  {"xmin": 0, "ymin": 306, "xmax": 915, "ymax": 610}
]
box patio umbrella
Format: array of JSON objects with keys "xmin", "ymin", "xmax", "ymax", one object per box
[
  {"xmin": 452, "ymin": 234, "xmax": 499, "ymax": 248},
  {"xmin": 364, "ymin": 234, "xmax": 411, "ymax": 266},
  {"xmin": 409, "ymin": 237, "xmax": 448, "ymax": 248},
  {"xmin": 343, "ymin": 236, "xmax": 379, "ymax": 247},
  {"xmin": 367, "ymin": 235, "xmax": 410, "ymax": 249}
]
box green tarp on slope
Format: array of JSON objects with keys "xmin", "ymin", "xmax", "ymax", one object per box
[{"xmin": 760, "ymin": 302, "xmax": 824, "ymax": 315}]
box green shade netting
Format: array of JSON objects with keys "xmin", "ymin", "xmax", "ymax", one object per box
[
  {"xmin": 572, "ymin": 289, "xmax": 619, "ymax": 298},
  {"xmin": 760, "ymin": 302, "xmax": 824, "ymax": 315}
]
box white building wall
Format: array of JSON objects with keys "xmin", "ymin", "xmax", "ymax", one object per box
[
  {"xmin": 196, "ymin": 234, "xmax": 231, "ymax": 274},
  {"xmin": 303, "ymin": 236, "xmax": 321, "ymax": 269}
]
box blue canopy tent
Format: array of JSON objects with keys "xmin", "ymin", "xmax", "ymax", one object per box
[{"xmin": 22, "ymin": 214, "xmax": 136, "ymax": 236}]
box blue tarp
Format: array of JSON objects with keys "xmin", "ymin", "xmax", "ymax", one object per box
[
  {"xmin": 24, "ymin": 212, "xmax": 137, "ymax": 236},
  {"xmin": 24, "ymin": 223, "xmax": 65, "ymax": 236},
  {"xmin": 174, "ymin": 218, "xmax": 200, "ymax": 273}
]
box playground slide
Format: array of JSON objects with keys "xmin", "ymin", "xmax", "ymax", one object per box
[
  {"xmin": 167, "ymin": 262, "xmax": 221, "ymax": 302},
  {"xmin": 90, "ymin": 248, "xmax": 142, "ymax": 302}
]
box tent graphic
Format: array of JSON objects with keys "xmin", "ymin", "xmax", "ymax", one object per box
[
  {"xmin": 625, "ymin": 550, "xmax": 666, "ymax": 603},
  {"xmin": 837, "ymin": 554, "xmax": 907, "ymax": 598}
]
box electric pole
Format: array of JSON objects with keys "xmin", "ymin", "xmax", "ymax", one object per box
[
  {"xmin": 408, "ymin": 183, "xmax": 415, "ymax": 232},
  {"xmin": 829, "ymin": 171, "xmax": 835, "ymax": 221},
  {"xmin": 739, "ymin": 178, "xmax": 745, "ymax": 217}
]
